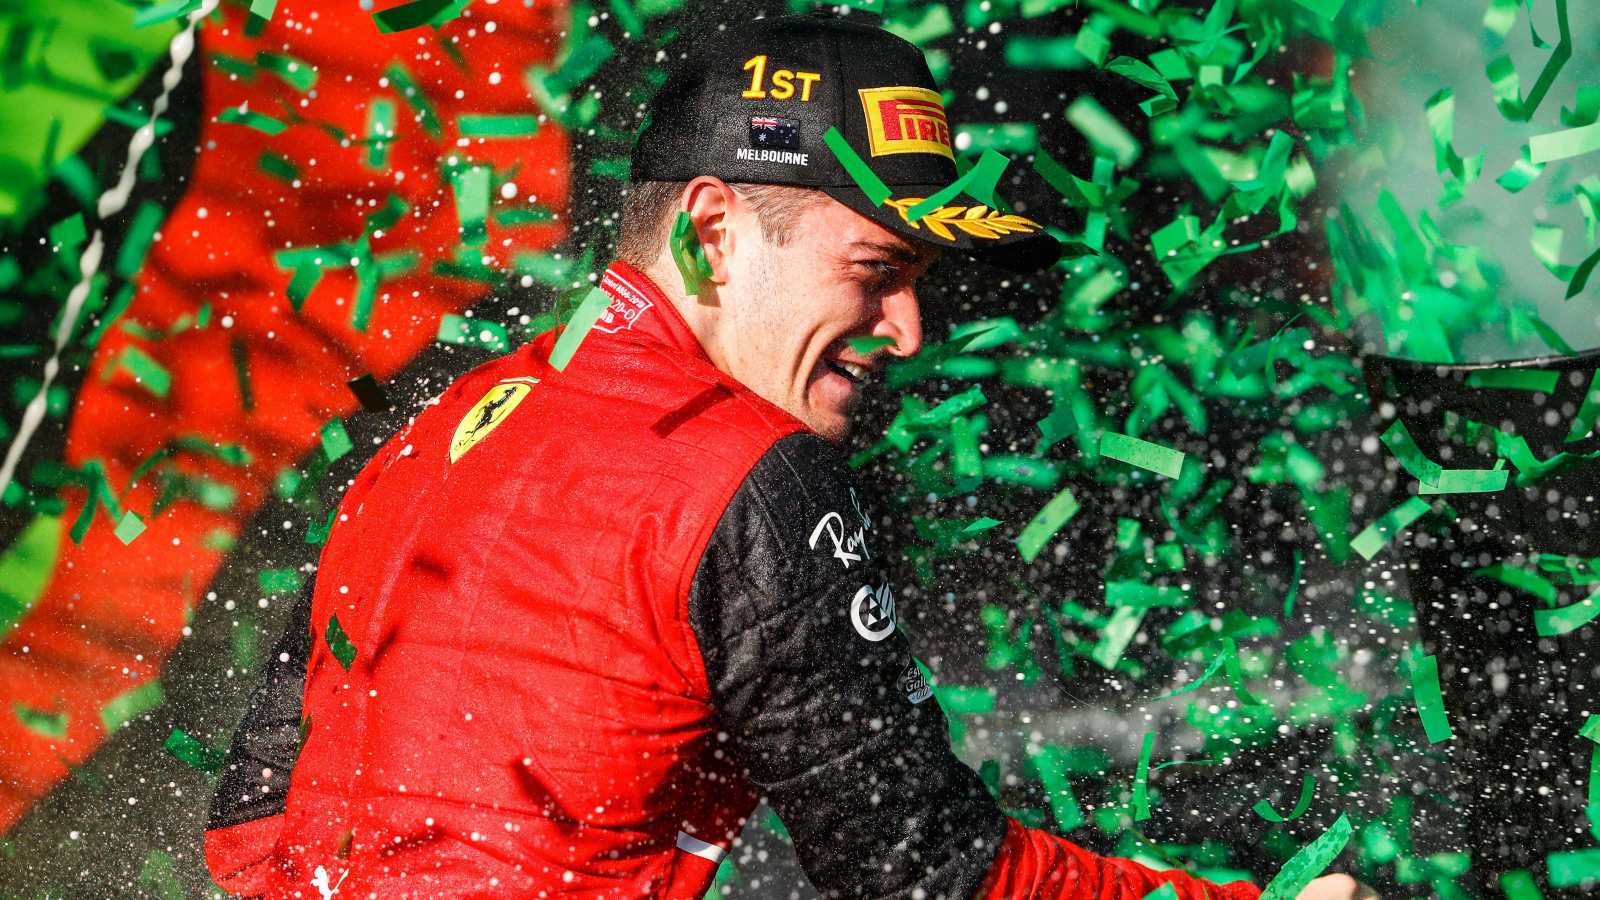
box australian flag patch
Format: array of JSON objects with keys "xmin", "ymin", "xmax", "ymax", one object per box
[{"xmin": 749, "ymin": 116, "xmax": 801, "ymax": 150}]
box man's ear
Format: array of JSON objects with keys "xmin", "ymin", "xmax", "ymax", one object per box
[{"xmin": 681, "ymin": 177, "xmax": 740, "ymax": 290}]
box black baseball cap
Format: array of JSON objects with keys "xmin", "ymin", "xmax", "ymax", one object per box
[{"xmin": 630, "ymin": 11, "xmax": 1062, "ymax": 272}]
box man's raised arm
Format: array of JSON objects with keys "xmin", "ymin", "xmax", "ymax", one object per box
[{"xmin": 687, "ymin": 431, "xmax": 1262, "ymax": 900}]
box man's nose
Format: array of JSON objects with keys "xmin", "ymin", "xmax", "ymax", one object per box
[{"xmin": 876, "ymin": 286, "xmax": 923, "ymax": 359}]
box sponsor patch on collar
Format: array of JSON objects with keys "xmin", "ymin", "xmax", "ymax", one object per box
[{"xmin": 595, "ymin": 268, "xmax": 654, "ymax": 334}]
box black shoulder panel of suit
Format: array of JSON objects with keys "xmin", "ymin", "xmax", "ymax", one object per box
[
  {"xmin": 688, "ymin": 432, "xmax": 1007, "ymax": 899},
  {"xmin": 207, "ymin": 576, "xmax": 314, "ymax": 831}
]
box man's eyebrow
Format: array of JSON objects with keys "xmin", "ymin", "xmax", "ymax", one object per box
[{"xmin": 844, "ymin": 240, "xmax": 923, "ymax": 265}]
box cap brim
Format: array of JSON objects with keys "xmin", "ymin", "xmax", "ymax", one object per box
[{"xmin": 820, "ymin": 183, "xmax": 1063, "ymax": 273}]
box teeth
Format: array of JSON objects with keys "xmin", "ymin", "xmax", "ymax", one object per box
[{"xmin": 838, "ymin": 361, "xmax": 868, "ymax": 380}]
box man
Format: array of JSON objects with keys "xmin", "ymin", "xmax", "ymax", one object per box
[{"xmin": 204, "ymin": 12, "xmax": 1372, "ymax": 899}]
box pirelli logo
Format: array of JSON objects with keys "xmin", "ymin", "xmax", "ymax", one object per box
[{"xmin": 858, "ymin": 86, "xmax": 953, "ymax": 160}]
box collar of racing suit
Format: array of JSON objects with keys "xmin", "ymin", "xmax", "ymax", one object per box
[{"xmin": 597, "ymin": 259, "xmax": 715, "ymax": 365}]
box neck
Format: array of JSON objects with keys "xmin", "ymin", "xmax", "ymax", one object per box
[{"xmin": 638, "ymin": 255, "xmax": 731, "ymax": 374}]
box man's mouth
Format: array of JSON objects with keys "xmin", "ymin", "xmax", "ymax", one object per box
[{"xmin": 823, "ymin": 358, "xmax": 870, "ymax": 386}]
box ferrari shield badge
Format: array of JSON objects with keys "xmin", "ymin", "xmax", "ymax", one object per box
[{"xmin": 449, "ymin": 377, "xmax": 538, "ymax": 463}]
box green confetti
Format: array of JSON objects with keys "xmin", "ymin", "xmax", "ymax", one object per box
[
  {"xmin": 1464, "ymin": 368, "xmax": 1559, "ymax": 393},
  {"xmin": 373, "ymin": 0, "xmax": 470, "ymax": 34},
  {"xmin": 1533, "ymin": 592, "xmax": 1600, "ymax": 637},
  {"xmin": 1099, "ymin": 431, "xmax": 1184, "ymax": 479},
  {"xmin": 1547, "ymin": 848, "xmax": 1600, "ymax": 888},
  {"xmin": 1530, "ymin": 122, "xmax": 1600, "ymax": 165},
  {"xmin": 256, "ymin": 51, "xmax": 316, "ymax": 92},
  {"xmin": 133, "ymin": 0, "xmax": 202, "ymax": 28},
  {"xmin": 823, "ymin": 126, "xmax": 891, "ymax": 206},
  {"xmin": 1566, "ymin": 370, "xmax": 1600, "ymax": 442},
  {"xmin": 320, "ymin": 418, "xmax": 353, "ymax": 463},
  {"xmin": 547, "ymin": 286, "xmax": 613, "ymax": 372},
  {"xmin": 669, "ymin": 211, "xmax": 712, "ymax": 297},
  {"xmin": 1410, "ymin": 652, "xmax": 1454, "ymax": 743},
  {"xmin": 162, "ymin": 728, "xmax": 225, "ymax": 773},
  {"xmin": 366, "ymin": 99, "xmax": 396, "ymax": 169},
  {"xmin": 458, "ymin": 114, "xmax": 540, "ymax": 137},
  {"xmin": 1016, "ymin": 487, "xmax": 1079, "ymax": 563},
  {"xmin": 1131, "ymin": 730, "xmax": 1155, "ymax": 821},
  {"xmin": 109, "ymin": 346, "xmax": 172, "ymax": 398},
  {"xmin": 258, "ymin": 568, "xmax": 303, "ymax": 594},
  {"xmin": 101, "ymin": 680, "xmax": 165, "ymax": 734},
  {"xmin": 325, "ymin": 614, "xmax": 357, "ymax": 670},
  {"xmin": 1291, "ymin": 0, "xmax": 1347, "ymax": 20},
  {"xmin": 847, "ymin": 336, "xmax": 897, "ymax": 355},
  {"xmin": 1066, "ymin": 96, "xmax": 1140, "ymax": 167},
  {"xmin": 906, "ymin": 149, "xmax": 1009, "ymax": 222},
  {"xmin": 1027, "ymin": 745, "xmax": 1086, "ymax": 831},
  {"xmin": 1258, "ymin": 814, "xmax": 1353, "ymax": 900},
  {"xmin": 113, "ymin": 510, "xmax": 145, "ymax": 545},
  {"xmin": 1350, "ymin": 496, "xmax": 1433, "ymax": 561},
  {"xmin": 14, "ymin": 703, "xmax": 68, "ymax": 739},
  {"xmin": 1499, "ymin": 869, "xmax": 1544, "ymax": 900},
  {"xmin": 451, "ymin": 164, "xmax": 491, "ymax": 247},
  {"xmin": 1254, "ymin": 773, "xmax": 1316, "ymax": 822},
  {"xmin": 216, "ymin": 106, "xmax": 289, "ymax": 135}
]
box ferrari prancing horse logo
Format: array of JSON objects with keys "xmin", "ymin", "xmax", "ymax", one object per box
[{"xmin": 449, "ymin": 377, "xmax": 539, "ymax": 463}]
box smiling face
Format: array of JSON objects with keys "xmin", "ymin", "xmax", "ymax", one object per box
[{"xmin": 705, "ymin": 190, "xmax": 941, "ymax": 443}]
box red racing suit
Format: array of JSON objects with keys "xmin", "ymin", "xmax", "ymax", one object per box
[{"xmin": 204, "ymin": 260, "xmax": 1263, "ymax": 899}]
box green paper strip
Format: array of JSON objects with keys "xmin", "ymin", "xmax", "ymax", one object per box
[
  {"xmin": 458, "ymin": 114, "xmax": 540, "ymax": 137},
  {"xmin": 1284, "ymin": 548, "xmax": 1303, "ymax": 617},
  {"xmin": 1411, "ymin": 653, "xmax": 1454, "ymax": 743},
  {"xmin": 823, "ymin": 127, "xmax": 891, "ymax": 206},
  {"xmin": 1158, "ymin": 646, "xmax": 1228, "ymax": 699},
  {"xmin": 1380, "ymin": 420, "xmax": 1442, "ymax": 486},
  {"xmin": 669, "ymin": 211, "xmax": 711, "ymax": 297},
  {"xmin": 163, "ymin": 728, "xmax": 225, "ymax": 772},
  {"xmin": 548, "ymin": 287, "xmax": 613, "ymax": 372},
  {"xmin": 247, "ymin": 0, "xmax": 279, "ymax": 34},
  {"xmin": 1496, "ymin": 145, "xmax": 1545, "ymax": 193},
  {"xmin": 847, "ymin": 336, "xmax": 897, "ymax": 355},
  {"xmin": 1584, "ymin": 714, "xmax": 1600, "ymax": 840},
  {"xmin": 1474, "ymin": 564, "xmax": 1558, "ymax": 604},
  {"xmin": 1016, "ymin": 487, "xmax": 1079, "ymax": 563},
  {"xmin": 320, "ymin": 418, "xmax": 353, "ymax": 463},
  {"xmin": 366, "ymin": 100, "xmax": 395, "ymax": 169},
  {"xmin": 906, "ymin": 149, "xmax": 1010, "ymax": 223},
  {"xmin": 256, "ymin": 51, "xmax": 316, "ymax": 92},
  {"xmin": 1131, "ymin": 731, "xmax": 1155, "ymax": 821},
  {"xmin": 133, "ymin": 0, "xmax": 202, "ymax": 28},
  {"xmin": 1291, "ymin": 0, "xmax": 1347, "ymax": 20},
  {"xmin": 1569, "ymin": 370, "xmax": 1600, "ymax": 442},
  {"xmin": 1254, "ymin": 773, "xmax": 1316, "ymax": 822},
  {"xmin": 113, "ymin": 510, "xmax": 145, "ymax": 545},
  {"xmin": 1351, "ymin": 496, "xmax": 1432, "ymax": 561},
  {"xmin": 1066, "ymin": 96, "xmax": 1140, "ymax": 167},
  {"xmin": 14, "ymin": 703, "xmax": 68, "ymax": 739},
  {"xmin": 1568, "ymin": 246, "xmax": 1600, "ymax": 300},
  {"xmin": 101, "ymin": 680, "xmax": 165, "ymax": 733},
  {"xmin": 1499, "ymin": 869, "xmax": 1543, "ymax": 900},
  {"xmin": 1530, "ymin": 122, "xmax": 1600, "ymax": 165},
  {"xmin": 1464, "ymin": 368, "xmax": 1560, "ymax": 393},
  {"xmin": 1417, "ymin": 467, "xmax": 1509, "ymax": 494},
  {"xmin": 1142, "ymin": 885, "xmax": 1179, "ymax": 900},
  {"xmin": 1100, "ymin": 431, "xmax": 1184, "ymax": 479},
  {"xmin": 1547, "ymin": 848, "xmax": 1600, "ymax": 888},
  {"xmin": 216, "ymin": 106, "xmax": 288, "ymax": 135},
  {"xmin": 113, "ymin": 346, "xmax": 172, "ymax": 398},
  {"xmin": 373, "ymin": 0, "xmax": 467, "ymax": 34},
  {"xmin": 115, "ymin": 201, "xmax": 164, "ymax": 278},
  {"xmin": 1027, "ymin": 745, "xmax": 1086, "ymax": 831},
  {"xmin": 1534, "ymin": 592, "xmax": 1600, "ymax": 637},
  {"xmin": 325, "ymin": 614, "xmax": 357, "ymax": 670},
  {"xmin": 451, "ymin": 165, "xmax": 491, "ymax": 247},
  {"xmin": 1258, "ymin": 814, "xmax": 1352, "ymax": 900}
]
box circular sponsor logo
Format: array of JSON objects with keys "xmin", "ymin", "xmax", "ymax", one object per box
[{"xmin": 850, "ymin": 582, "xmax": 896, "ymax": 642}]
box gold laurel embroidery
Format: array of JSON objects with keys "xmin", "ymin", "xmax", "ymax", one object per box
[{"xmin": 885, "ymin": 198, "xmax": 1043, "ymax": 241}]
